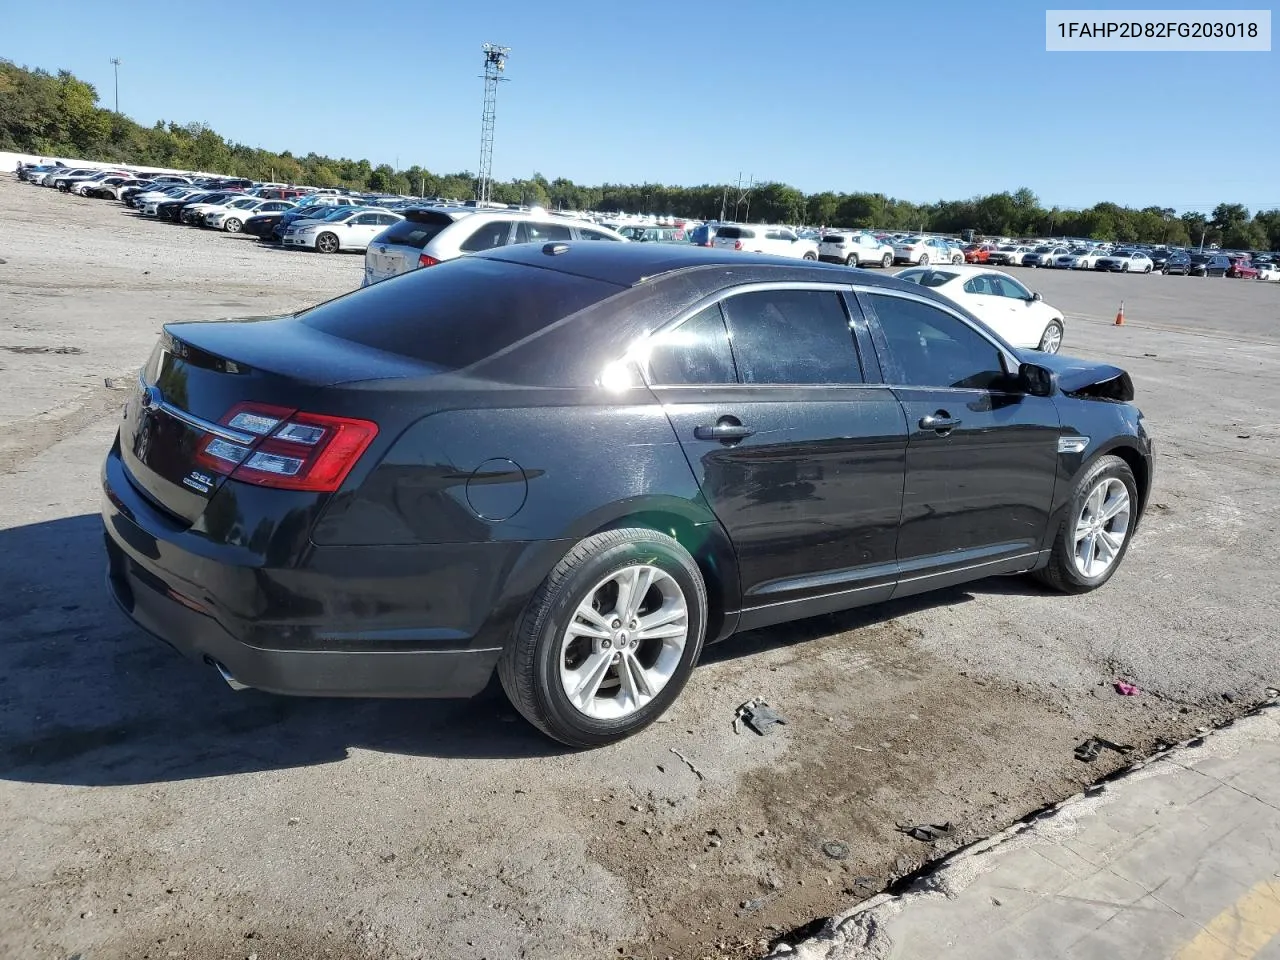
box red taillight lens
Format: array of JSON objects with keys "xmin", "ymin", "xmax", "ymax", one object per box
[
  {"xmin": 734, "ymin": 240, "xmax": 743, "ymax": 251},
  {"xmin": 418, "ymin": 253, "xmax": 440, "ymax": 268},
  {"xmin": 194, "ymin": 402, "xmax": 378, "ymax": 493}
]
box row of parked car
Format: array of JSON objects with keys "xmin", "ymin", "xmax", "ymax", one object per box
[{"xmin": 961, "ymin": 240, "xmax": 1280, "ymax": 280}]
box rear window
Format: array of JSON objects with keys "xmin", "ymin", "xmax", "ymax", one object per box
[
  {"xmin": 716, "ymin": 226, "xmax": 752, "ymax": 239},
  {"xmin": 821, "ymin": 235, "xmax": 848, "ymax": 243},
  {"xmin": 299, "ymin": 256, "xmax": 621, "ymax": 370},
  {"xmin": 377, "ymin": 210, "xmax": 457, "ymax": 249}
]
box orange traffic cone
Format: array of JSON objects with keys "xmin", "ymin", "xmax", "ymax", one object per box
[{"xmin": 1114, "ymin": 300, "xmax": 1125, "ymax": 325}]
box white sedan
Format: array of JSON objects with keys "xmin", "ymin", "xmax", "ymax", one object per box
[
  {"xmin": 894, "ymin": 264, "xmax": 1066, "ymax": 353},
  {"xmin": 1257, "ymin": 262, "xmax": 1280, "ymax": 282},
  {"xmin": 1070, "ymin": 249, "xmax": 1106, "ymax": 269},
  {"xmin": 205, "ymin": 198, "xmax": 295, "ymax": 232},
  {"xmin": 284, "ymin": 208, "xmax": 405, "ymax": 253}
]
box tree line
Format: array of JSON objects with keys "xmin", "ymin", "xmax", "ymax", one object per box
[{"xmin": 2, "ymin": 59, "xmax": 1277, "ymax": 250}]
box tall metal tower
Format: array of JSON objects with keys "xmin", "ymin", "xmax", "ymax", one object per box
[
  {"xmin": 476, "ymin": 43, "xmax": 510, "ymax": 204},
  {"xmin": 109, "ymin": 58, "xmax": 121, "ymax": 113}
]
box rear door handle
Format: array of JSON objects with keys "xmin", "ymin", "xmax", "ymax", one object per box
[
  {"xmin": 919, "ymin": 413, "xmax": 961, "ymax": 432},
  {"xmin": 694, "ymin": 417, "xmax": 755, "ymax": 442}
]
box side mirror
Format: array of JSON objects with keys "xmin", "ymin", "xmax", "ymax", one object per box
[
  {"xmin": 1031, "ymin": 291, "xmax": 1043, "ymax": 302},
  {"xmin": 1018, "ymin": 362, "xmax": 1056, "ymax": 397}
]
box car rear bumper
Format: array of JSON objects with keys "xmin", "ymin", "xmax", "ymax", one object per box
[{"xmin": 101, "ymin": 448, "xmax": 507, "ymax": 699}]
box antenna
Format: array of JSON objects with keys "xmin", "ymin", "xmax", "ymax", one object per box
[
  {"xmin": 109, "ymin": 57, "xmax": 121, "ymax": 113},
  {"xmin": 476, "ymin": 43, "xmax": 511, "ymax": 204}
]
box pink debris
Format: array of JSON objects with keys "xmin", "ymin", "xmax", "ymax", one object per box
[{"xmin": 1114, "ymin": 680, "xmax": 1140, "ymax": 696}]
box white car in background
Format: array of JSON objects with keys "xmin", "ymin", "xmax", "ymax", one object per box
[
  {"xmin": 892, "ymin": 236, "xmax": 961, "ymax": 265},
  {"xmin": 712, "ymin": 224, "xmax": 819, "ymax": 259},
  {"xmin": 894, "ymin": 264, "xmax": 1066, "ymax": 353},
  {"xmin": 205, "ymin": 198, "xmax": 296, "ymax": 232},
  {"xmin": 1070, "ymin": 249, "xmax": 1105, "ymax": 270},
  {"xmin": 1256, "ymin": 262, "xmax": 1280, "ymax": 282},
  {"xmin": 362, "ymin": 208, "xmax": 624, "ymax": 285},
  {"xmin": 819, "ymin": 231, "xmax": 895, "ymax": 267},
  {"xmin": 285, "ymin": 207, "xmax": 405, "ymax": 253},
  {"xmin": 141, "ymin": 188, "xmax": 204, "ymax": 215},
  {"xmin": 69, "ymin": 172, "xmax": 131, "ymax": 195}
]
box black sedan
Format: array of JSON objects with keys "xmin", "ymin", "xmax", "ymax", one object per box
[
  {"xmin": 102, "ymin": 244, "xmax": 1154, "ymax": 747},
  {"xmin": 243, "ymin": 210, "xmax": 288, "ymax": 240}
]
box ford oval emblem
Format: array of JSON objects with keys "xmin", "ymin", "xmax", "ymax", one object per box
[{"xmin": 140, "ymin": 385, "xmax": 162, "ymax": 410}]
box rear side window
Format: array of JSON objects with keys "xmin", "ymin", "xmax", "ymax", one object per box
[
  {"xmin": 719, "ymin": 289, "xmax": 863, "ymax": 385},
  {"xmin": 459, "ymin": 220, "xmax": 514, "ymax": 252},
  {"xmin": 644, "ymin": 304, "xmax": 737, "ymax": 386},
  {"xmin": 299, "ymin": 257, "xmax": 621, "ymax": 370},
  {"xmin": 378, "ymin": 212, "xmax": 455, "ymax": 250}
]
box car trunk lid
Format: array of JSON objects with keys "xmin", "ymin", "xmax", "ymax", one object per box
[{"xmin": 120, "ymin": 317, "xmax": 436, "ymax": 526}]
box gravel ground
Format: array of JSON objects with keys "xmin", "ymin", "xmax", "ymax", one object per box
[{"xmin": 1, "ymin": 176, "xmax": 1277, "ymax": 960}]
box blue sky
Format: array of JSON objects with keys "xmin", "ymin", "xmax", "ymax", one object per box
[{"xmin": 5, "ymin": 0, "xmax": 1277, "ymax": 212}]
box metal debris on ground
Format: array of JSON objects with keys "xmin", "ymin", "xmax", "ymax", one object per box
[
  {"xmin": 821, "ymin": 841, "xmax": 850, "ymax": 860},
  {"xmin": 1073, "ymin": 737, "xmax": 1135, "ymax": 762},
  {"xmin": 1114, "ymin": 680, "xmax": 1140, "ymax": 696},
  {"xmin": 734, "ymin": 698, "xmax": 788, "ymax": 736},
  {"xmin": 896, "ymin": 822, "xmax": 952, "ymax": 843}
]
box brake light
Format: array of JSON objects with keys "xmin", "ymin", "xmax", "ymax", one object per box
[
  {"xmin": 418, "ymin": 253, "xmax": 440, "ymax": 268},
  {"xmin": 194, "ymin": 402, "xmax": 378, "ymax": 492},
  {"xmin": 734, "ymin": 240, "xmax": 743, "ymax": 251}
]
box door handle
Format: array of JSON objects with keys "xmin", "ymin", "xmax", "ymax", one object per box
[
  {"xmin": 919, "ymin": 412, "xmax": 961, "ymax": 433},
  {"xmin": 694, "ymin": 417, "xmax": 755, "ymax": 443}
]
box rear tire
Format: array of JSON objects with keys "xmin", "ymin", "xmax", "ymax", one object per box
[
  {"xmin": 881, "ymin": 253, "xmax": 893, "ymax": 268},
  {"xmin": 952, "ymin": 254, "xmax": 963, "ymax": 264},
  {"xmin": 919, "ymin": 253, "xmax": 930, "ymax": 265},
  {"xmin": 845, "ymin": 253, "xmax": 859, "ymax": 267},
  {"xmin": 316, "ymin": 232, "xmax": 339, "ymax": 253},
  {"xmin": 1034, "ymin": 455, "xmax": 1138, "ymax": 594},
  {"xmin": 498, "ymin": 528, "xmax": 708, "ymax": 748}
]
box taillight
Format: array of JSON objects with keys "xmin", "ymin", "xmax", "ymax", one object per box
[
  {"xmin": 418, "ymin": 253, "xmax": 440, "ymax": 268},
  {"xmin": 734, "ymin": 240, "xmax": 743, "ymax": 251},
  {"xmin": 194, "ymin": 402, "xmax": 378, "ymax": 493}
]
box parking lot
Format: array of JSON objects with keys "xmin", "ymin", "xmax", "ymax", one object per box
[{"xmin": 1, "ymin": 175, "xmax": 1278, "ymax": 960}]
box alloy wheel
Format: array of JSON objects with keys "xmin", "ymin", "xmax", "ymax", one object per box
[
  {"xmin": 1072, "ymin": 478, "xmax": 1131, "ymax": 578},
  {"xmin": 558, "ymin": 565, "xmax": 689, "ymax": 720}
]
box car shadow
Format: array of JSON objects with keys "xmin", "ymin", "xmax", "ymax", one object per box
[{"xmin": 0, "ymin": 514, "xmax": 1047, "ymax": 787}]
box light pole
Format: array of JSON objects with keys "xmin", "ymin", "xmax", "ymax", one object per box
[{"xmin": 109, "ymin": 58, "xmax": 121, "ymax": 113}]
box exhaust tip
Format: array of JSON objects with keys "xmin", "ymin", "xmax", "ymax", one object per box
[{"xmin": 205, "ymin": 657, "xmax": 250, "ymax": 691}]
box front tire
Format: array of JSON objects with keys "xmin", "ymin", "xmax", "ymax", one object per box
[
  {"xmin": 316, "ymin": 232, "xmax": 339, "ymax": 253},
  {"xmin": 1034, "ymin": 455, "xmax": 1138, "ymax": 594},
  {"xmin": 498, "ymin": 528, "xmax": 708, "ymax": 748},
  {"xmin": 802, "ymin": 251, "xmax": 817, "ymax": 261},
  {"xmin": 223, "ymin": 217, "xmax": 243, "ymax": 233},
  {"xmin": 1143, "ymin": 264, "xmax": 1151, "ymax": 273}
]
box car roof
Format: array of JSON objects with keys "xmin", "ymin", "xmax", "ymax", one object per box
[{"xmin": 475, "ymin": 241, "xmax": 909, "ymax": 289}]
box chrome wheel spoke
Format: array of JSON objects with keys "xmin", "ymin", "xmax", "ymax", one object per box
[
  {"xmin": 618, "ymin": 651, "xmax": 654, "ymax": 708},
  {"xmin": 1098, "ymin": 529, "xmax": 1123, "ymax": 557},
  {"xmin": 571, "ymin": 602, "xmax": 613, "ymax": 638},
  {"xmin": 566, "ymin": 651, "xmax": 614, "ymax": 709},
  {"xmin": 612, "ymin": 568, "xmax": 640, "ymax": 623},
  {"xmin": 1101, "ymin": 490, "xmax": 1130, "ymax": 521},
  {"xmin": 1072, "ymin": 477, "xmax": 1131, "ymax": 578}
]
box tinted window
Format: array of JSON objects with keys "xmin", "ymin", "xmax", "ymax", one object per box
[
  {"xmin": 900, "ymin": 269, "xmax": 958, "ymax": 288},
  {"xmin": 720, "ymin": 289, "xmax": 862, "ymax": 385},
  {"xmin": 577, "ymin": 227, "xmax": 621, "ymax": 241},
  {"xmin": 868, "ymin": 293, "xmax": 1007, "ymax": 390},
  {"xmin": 459, "ymin": 220, "xmax": 514, "ymax": 252},
  {"xmin": 991, "ymin": 275, "xmax": 1031, "ymax": 299},
  {"xmin": 299, "ymin": 257, "xmax": 620, "ymax": 369},
  {"xmin": 379, "ymin": 211, "xmax": 455, "ymax": 249},
  {"xmin": 644, "ymin": 304, "xmax": 737, "ymax": 386}
]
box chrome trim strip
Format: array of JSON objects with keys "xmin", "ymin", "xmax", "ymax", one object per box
[
  {"xmin": 137, "ymin": 377, "xmax": 257, "ymax": 445},
  {"xmin": 893, "ymin": 550, "xmax": 1040, "ymax": 586}
]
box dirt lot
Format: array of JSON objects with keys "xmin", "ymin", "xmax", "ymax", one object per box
[{"xmin": 1, "ymin": 176, "xmax": 1277, "ymax": 960}]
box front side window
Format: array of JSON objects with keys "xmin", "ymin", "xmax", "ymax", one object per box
[
  {"xmin": 719, "ymin": 289, "xmax": 863, "ymax": 385},
  {"xmin": 991, "ymin": 275, "xmax": 1031, "ymax": 299},
  {"xmin": 644, "ymin": 304, "xmax": 737, "ymax": 386},
  {"xmin": 516, "ymin": 221, "xmax": 573, "ymax": 243},
  {"xmin": 867, "ymin": 293, "xmax": 1007, "ymax": 390}
]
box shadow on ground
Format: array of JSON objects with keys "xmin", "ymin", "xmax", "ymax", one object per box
[{"xmin": 0, "ymin": 513, "xmax": 1046, "ymax": 787}]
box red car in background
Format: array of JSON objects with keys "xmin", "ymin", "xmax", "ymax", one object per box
[
  {"xmin": 964, "ymin": 243, "xmax": 995, "ymax": 263},
  {"xmin": 1227, "ymin": 257, "xmax": 1259, "ymax": 279}
]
